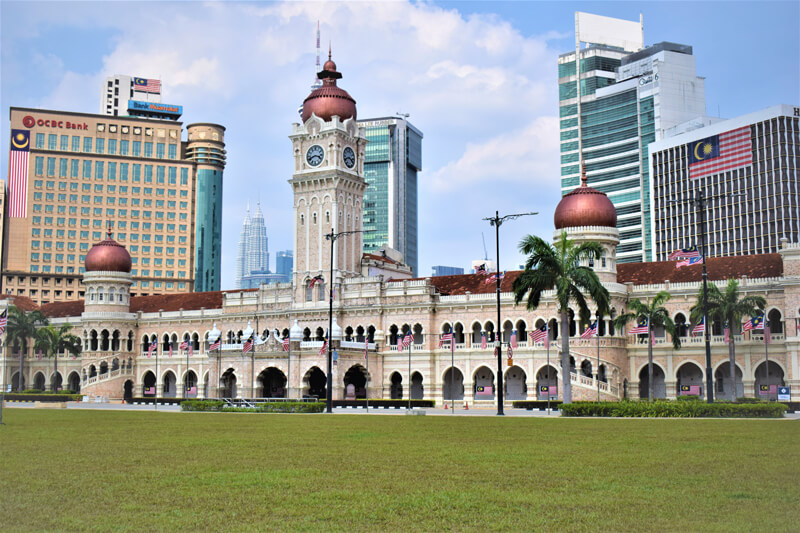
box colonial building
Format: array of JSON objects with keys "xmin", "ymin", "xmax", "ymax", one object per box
[{"xmin": 1, "ymin": 54, "xmax": 798, "ymax": 405}]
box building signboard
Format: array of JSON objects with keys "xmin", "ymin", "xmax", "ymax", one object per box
[{"xmin": 128, "ymin": 100, "xmax": 183, "ymax": 117}]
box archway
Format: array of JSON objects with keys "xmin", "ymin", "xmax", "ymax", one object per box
[
  {"xmin": 638, "ymin": 364, "xmax": 666, "ymax": 399},
  {"xmin": 184, "ymin": 370, "xmax": 198, "ymax": 398},
  {"xmin": 89, "ymin": 365, "xmax": 97, "ymax": 378},
  {"xmin": 714, "ymin": 363, "xmax": 743, "ymax": 401},
  {"xmin": 304, "ymin": 366, "xmax": 326, "ymax": 399},
  {"xmin": 221, "ymin": 369, "xmax": 237, "ymax": 398},
  {"xmin": 754, "ymin": 361, "xmax": 784, "ymax": 400},
  {"xmin": 443, "ymin": 367, "xmax": 464, "ymax": 400},
  {"xmin": 390, "ymin": 372, "xmax": 403, "ymax": 399},
  {"xmin": 258, "ymin": 367, "xmax": 287, "ymax": 398},
  {"xmin": 99, "ymin": 361, "xmax": 108, "ymax": 375},
  {"xmin": 536, "ymin": 365, "xmax": 558, "ymax": 399},
  {"xmin": 33, "ymin": 372, "xmax": 46, "ymax": 391},
  {"xmin": 11, "ymin": 372, "xmax": 25, "ymax": 392},
  {"xmin": 580, "ymin": 360, "xmax": 592, "ymax": 378},
  {"xmin": 162, "ymin": 371, "xmax": 177, "ymax": 398},
  {"xmin": 142, "ymin": 371, "xmax": 156, "ymax": 396},
  {"xmin": 473, "ymin": 366, "xmax": 495, "ymax": 401},
  {"xmin": 505, "ymin": 366, "xmax": 527, "ymax": 401},
  {"xmin": 67, "ymin": 371, "xmax": 80, "ymax": 393},
  {"xmin": 676, "ymin": 362, "xmax": 703, "ymax": 397},
  {"xmin": 411, "ymin": 372, "xmax": 424, "ymax": 399},
  {"xmin": 50, "ymin": 372, "xmax": 63, "ymax": 392},
  {"xmin": 343, "ymin": 365, "xmax": 368, "ymax": 399},
  {"xmin": 123, "ymin": 380, "xmax": 134, "ymax": 402},
  {"xmin": 767, "ymin": 309, "xmax": 783, "ymax": 334}
]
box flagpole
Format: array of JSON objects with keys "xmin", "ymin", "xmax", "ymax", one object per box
[
  {"xmin": 217, "ymin": 344, "xmax": 222, "ymax": 399},
  {"xmin": 546, "ymin": 325, "xmax": 551, "ymax": 415},
  {"xmin": 765, "ymin": 320, "xmax": 770, "ymax": 401},
  {"xmin": 184, "ymin": 342, "xmax": 189, "ymax": 399},
  {"xmin": 407, "ymin": 333, "xmax": 411, "ymax": 411},
  {"xmin": 155, "ymin": 343, "xmax": 159, "ymax": 411},
  {"xmin": 451, "ymin": 330, "xmax": 455, "ymax": 413},
  {"xmin": 365, "ymin": 340, "xmax": 369, "ymax": 413},
  {"xmin": 595, "ymin": 315, "xmax": 600, "ymax": 402},
  {"xmin": 288, "ymin": 329, "xmax": 292, "ymax": 400},
  {"xmin": 1, "ymin": 330, "xmax": 6, "ymax": 425}
]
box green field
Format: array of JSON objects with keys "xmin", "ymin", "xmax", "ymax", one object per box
[{"xmin": 1, "ymin": 409, "xmax": 798, "ymax": 532}]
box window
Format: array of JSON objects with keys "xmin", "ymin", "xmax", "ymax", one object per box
[
  {"xmin": 60, "ymin": 135, "xmax": 69, "ymax": 151},
  {"xmin": 83, "ymin": 161, "xmax": 92, "ymax": 178},
  {"xmin": 95, "ymin": 161, "xmax": 104, "ymax": 180},
  {"xmin": 120, "ymin": 163, "xmax": 129, "ymax": 181},
  {"xmin": 35, "ymin": 157, "xmax": 44, "ymax": 176},
  {"xmin": 71, "ymin": 160, "xmax": 79, "ymax": 178},
  {"xmin": 156, "ymin": 143, "xmax": 165, "ymax": 159},
  {"xmin": 71, "ymin": 136, "xmax": 80, "ymax": 152},
  {"xmin": 95, "ymin": 138, "xmax": 105, "ymax": 154},
  {"xmin": 180, "ymin": 168, "xmax": 188, "ymax": 185},
  {"xmin": 83, "ymin": 137, "xmax": 92, "ymax": 152},
  {"xmin": 144, "ymin": 165, "xmax": 153, "ymax": 183},
  {"xmin": 132, "ymin": 141, "xmax": 141, "ymax": 157},
  {"xmin": 132, "ymin": 164, "xmax": 141, "ymax": 182},
  {"xmin": 168, "ymin": 144, "xmax": 177, "ymax": 160},
  {"xmin": 168, "ymin": 167, "xmax": 176, "ymax": 184},
  {"xmin": 108, "ymin": 162, "xmax": 116, "ymax": 180},
  {"xmin": 144, "ymin": 142, "xmax": 153, "ymax": 158},
  {"xmin": 48, "ymin": 134, "xmax": 57, "ymax": 150},
  {"xmin": 108, "ymin": 139, "xmax": 117, "ymax": 155},
  {"xmin": 35, "ymin": 133, "xmax": 45, "ymax": 149},
  {"xmin": 46, "ymin": 157, "xmax": 56, "ymax": 176},
  {"xmin": 120, "ymin": 140, "xmax": 129, "ymax": 156},
  {"xmin": 59, "ymin": 158, "xmax": 68, "ymax": 177}
]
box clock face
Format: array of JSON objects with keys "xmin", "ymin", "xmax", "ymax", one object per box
[
  {"xmin": 306, "ymin": 145, "xmax": 324, "ymax": 167},
  {"xmin": 343, "ymin": 146, "xmax": 356, "ymax": 169}
]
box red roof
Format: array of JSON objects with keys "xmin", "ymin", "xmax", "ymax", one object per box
[
  {"xmin": 362, "ymin": 252, "xmax": 404, "ymax": 266},
  {"xmin": 616, "ymin": 254, "xmax": 782, "ymax": 285},
  {"xmin": 0, "ymin": 295, "xmax": 39, "ymax": 312}
]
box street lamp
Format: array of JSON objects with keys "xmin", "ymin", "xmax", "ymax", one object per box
[
  {"xmin": 483, "ymin": 210, "xmax": 537, "ymax": 415},
  {"xmin": 324, "ymin": 228, "xmax": 363, "ymax": 413}
]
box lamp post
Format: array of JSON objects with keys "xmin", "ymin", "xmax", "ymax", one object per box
[
  {"xmin": 483, "ymin": 211, "xmax": 537, "ymax": 415},
  {"xmin": 208, "ymin": 323, "xmax": 221, "ymax": 399},
  {"xmin": 324, "ymin": 228, "xmax": 362, "ymax": 414}
]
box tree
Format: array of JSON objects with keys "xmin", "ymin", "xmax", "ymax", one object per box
[
  {"xmin": 6, "ymin": 305, "xmax": 48, "ymax": 391},
  {"xmin": 690, "ymin": 279, "xmax": 765, "ymax": 401},
  {"xmin": 512, "ymin": 231, "xmax": 609, "ymax": 404},
  {"xmin": 614, "ymin": 291, "xmax": 680, "ymax": 401},
  {"xmin": 34, "ymin": 324, "xmax": 82, "ymax": 392}
]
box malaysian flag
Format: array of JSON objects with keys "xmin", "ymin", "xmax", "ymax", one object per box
[
  {"xmin": 742, "ymin": 315, "xmax": 764, "ymax": 332},
  {"xmin": 529, "ymin": 325, "xmax": 548, "ymax": 347},
  {"xmin": 189, "ymin": 344, "xmax": 193, "ymax": 357},
  {"xmin": 243, "ymin": 335, "xmax": 254, "ymax": 354},
  {"xmin": 510, "ymin": 329, "xmax": 517, "ymax": 349},
  {"xmin": 9, "ymin": 129, "xmax": 30, "ymax": 218},
  {"xmin": 209, "ymin": 337, "xmax": 221, "ymax": 351},
  {"xmin": 580, "ymin": 322, "xmax": 597, "ymax": 339},
  {"xmin": 318, "ymin": 338, "xmax": 328, "ymax": 356},
  {"xmin": 668, "ymin": 245, "xmax": 701, "ymax": 261},
  {"xmin": 439, "ymin": 332, "xmax": 453, "ymax": 348},
  {"xmin": 689, "ymin": 126, "xmax": 752, "ymax": 180},
  {"xmin": 475, "ymin": 263, "xmax": 487, "ymax": 274},
  {"xmin": 145, "ymin": 387, "xmax": 156, "ymax": 395},
  {"xmin": 481, "ymin": 331, "xmax": 487, "ymax": 350},
  {"xmin": 147, "ymin": 340, "xmax": 157, "ymax": 358},
  {"xmin": 680, "ymin": 385, "xmax": 701, "ymax": 395},
  {"xmin": 759, "ymin": 385, "xmax": 777, "ymax": 395},
  {"xmin": 309, "ymin": 275, "xmax": 324, "ymax": 288},
  {"xmin": 484, "ymin": 272, "xmax": 504, "ymax": 285},
  {"xmin": 187, "ymin": 386, "xmax": 197, "ymax": 395},
  {"xmin": 0, "ymin": 309, "xmax": 6, "ymax": 335},
  {"xmin": 629, "ymin": 317, "xmax": 649, "ymax": 335},
  {"xmin": 692, "ymin": 317, "xmax": 705, "ymax": 335},
  {"xmin": 402, "ymin": 332, "xmax": 413, "ymax": 348},
  {"xmin": 676, "ymin": 257, "xmax": 703, "ymax": 269},
  {"xmin": 476, "ymin": 386, "xmax": 492, "ymax": 396},
  {"xmin": 168, "ymin": 342, "xmax": 173, "ymax": 357},
  {"xmin": 133, "ymin": 77, "xmax": 161, "ymax": 93},
  {"xmin": 282, "ymin": 337, "xmax": 290, "ymax": 352},
  {"xmin": 180, "ymin": 339, "xmax": 189, "ymax": 351},
  {"xmin": 397, "ymin": 337, "xmax": 403, "ymax": 351}
]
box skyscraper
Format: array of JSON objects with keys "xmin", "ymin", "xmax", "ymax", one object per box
[
  {"xmin": 558, "ymin": 12, "xmax": 706, "ymax": 262},
  {"xmin": 235, "ymin": 203, "xmax": 269, "ymax": 289},
  {"xmin": 432, "ymin": 265, "xmax": 464, "ymax": 277},
  {"xmin": 276, "ymin": 251, "xmax": 293, "ymax": 281},
  {"xmin": 358, "ymin": 116, "xmax": 422, "ymax": 275},
  {"xmin": 101, "ymin": 75, "xmax": 162, "ymax": 117}
]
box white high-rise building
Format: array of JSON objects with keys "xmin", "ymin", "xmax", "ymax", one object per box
[
  {"xmin": 235, "ymin": 203, "xmax": 270, "ymax": 289},
  {"xmin": 100, "ymin": 75, "xmax": 162, "ymax": 117}
]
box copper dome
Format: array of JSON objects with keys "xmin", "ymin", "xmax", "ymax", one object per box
[
  {"xmin": 85, "ymin": 231, "xmax": 132, "ymax": 273},
  {"xmin": 554, "ymin": 169, "xmax": 617, "ymax": 229},
  {"xmin": 301, "ymin": 51, "xmax": 357, "ymax": 123}
]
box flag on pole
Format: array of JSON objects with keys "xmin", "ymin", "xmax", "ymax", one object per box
[
  {"xmin": 475, "ymin": 263, "xmax": 487, "ymax": 274},
  {"xmin": 9, "ymin": 129, "xmax": 31, "ymax": 218},
  {"xmin": 692, "ymin": 317, "xmax": 705, "ymax": 335},
  {"xmin": 145, "ymin": 387, "xmax": 156, "ymax": 395},
  {"xmin": 676, "ymin": 257, "xmax": 703, "ymax": 269},
  {"xmin": 629, "ymin": 317, "xmax": 649, "ymax": 334},
  {"xmin": 209, "ymin": 337, "xmax": 221, "ymax": 351},
  {"xmin": 530, "ymin": 325, "xmax": 548, "ymax": 347},
  {"xmin": 484, "ymin": 272, "xmax": 504, "ymax": 285},
  {"xmin": 764, "ymin": 321, "xmax": 771, "ymax": 344},
  {"xmin": 147, "ymin": 340, "xmax": 157, "ymax": 358},
  {"xmin": 742, "ymin": 315, "xmax": 764, "ymax": 332},
  {"xmin": 0, "ymin": 309, "xmax": 7, "ymax": 335},
  {"xmin": 179, "ymin": 340, "xmax": 189, "ymax": 351},
  {"xmin": 668, "ymin": 245, "xmax": 700, "ymax": 261},
  {"xmin": 580, "ymin": 322, "xmax": 597, "ymax": 339},
  {"xmin": 318, "ymin": 338, "xmax": 328, "ymax": 356},
  {"xmin": 688, "ymin": 126, "xmax": 752, "ymax": 180},
  {"xmin": 282, "ymin": 337, "xmax": 290, "ymax": 352},
  {"xmin": 168, "ymin": 342, "xmax": 173, "ymax": 357},
  {"xmin": 133, "ymin": 77, "xmax": 161, "ymax": 93},
  {"xmin": 510, "ymin": 329, "xmax": 517, "ymax": 349},
  {"xmin": 243, "ymin": 335, "xmax": 254, "ymax": 354},
  {"xmin": 189, "ymin": 344, "xmax": 193, "ymax": 357},
  {"xmin": 481, "ymin": 331, "xmax": 487, "ymax": 349},
  {"xmin": 402, "ymin": 332, "xmax": 413, "ymax": 348},
  {"xmin": 439, "ymin": 332, "xmax": 453, "ymax": 348},
  {"xmin": 397, "ymin": 337, "xmax": 403, "ymax": 351},
  {"xmin": 309, "ymin": 275, "xmax": 324, "ymax": 288}
]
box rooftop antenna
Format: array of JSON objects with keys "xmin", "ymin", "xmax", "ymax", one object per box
[{"xmin": 481, "ymin": 232, "xmax": 488, "ymax": 261}]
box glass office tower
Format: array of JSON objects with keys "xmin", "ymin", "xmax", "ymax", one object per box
[{"xmin": 359, "ymin": 117, "xmax": 422, "ymax": 275}]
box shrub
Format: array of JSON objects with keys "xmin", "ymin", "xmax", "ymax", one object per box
[
  {"xmin": 561, "ymin": 400, "xmax": 786, "ymax": 418},
  {"xmin": 3, "ymin": 393, "xmax": 83, "ymax": 402},
  {"xmin": 511, "ymin": 400, "xmax": 563, "ymax": 410},
  {"xmin": 181, "ymin": 400, "xmax": 325, "ymax": 413}
]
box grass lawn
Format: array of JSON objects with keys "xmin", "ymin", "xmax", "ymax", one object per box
[{"xmin": 1, "ymin": 409, "xmax": 798, "ymax": 532}]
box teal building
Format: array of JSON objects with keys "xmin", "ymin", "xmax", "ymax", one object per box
[
  {"xmin": 185, "ymin": 123, "xmax": 226, "ymax": 291},
  {"xmin": 559, "ymin": 16, "xmax": 706, "ymax": 262},
  {"xmin": 358, "ymin": 117, "xmax": 422, "ymax": 275}
]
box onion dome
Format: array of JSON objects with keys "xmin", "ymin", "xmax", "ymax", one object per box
[
  {"xmin": 301, "ymin": 49, "xmax": 357, "ymax": 123},
  {"xmin": 554, "ymin": 167, "xmax": 617, "ymax": 229},
  {"xmin": 85, "ymin": 229, "xmax": 132, "ymax": 272}
]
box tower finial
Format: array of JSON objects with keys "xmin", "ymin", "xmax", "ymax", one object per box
[
  {"xmin": 580, "ymin": 160, "xmax": 587, "ymax": 187},
  {"xmin": 106, "ymin": 220, "xmax": 113, "ymax": 239},
  {"xmin": 329, "ymin": 41, "xmax": 332, "ymax": 60}
]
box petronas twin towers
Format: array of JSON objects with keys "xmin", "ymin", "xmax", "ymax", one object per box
[{"xmin": 235, "ymin": 203, "xmax": 269, "ymax": 289}]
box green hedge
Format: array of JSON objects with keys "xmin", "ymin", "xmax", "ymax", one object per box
[
  {"xmin": 561, "ymin": 400, "xmax": 786, "ymax": 418},
  {"xmin": 3, "ymin": 393, "xmax": 83, "ymax": 402},
  {"xmin": 512, "ymin": 400, "xmax": 563, "ymax": 410},
  {"xmin": 181, "ymin": 400, "xmax": 325, "ymax": 413},
  {"xmin": 332, "ymin": 399, "xmax": 434, "ymax": 408}
]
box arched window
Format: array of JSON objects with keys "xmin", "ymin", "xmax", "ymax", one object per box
[
  {"xmin": 305, "ymin": 280, "xmax": 313, "ymax": 302},
  {"xmin": 325, "ymin": 211, "xmax": 330, "ymax": 223},
  {"xmin": 98, "ymin": 287, "xmax": 104, "ymax": 302},
  {"xmin": 317, "ymin": 281, "xmax": 326, "ymax": 301},
  {"xmin": 767, "ymin": 309, "xmax": 783, "ymax": 334},
  {"xmin": 300, "ymin": 214, "xmax": 305, "ymax": 226},
  {"xmin": 312, "ymin": 212, "xmax": 317, "ymax": 225}
]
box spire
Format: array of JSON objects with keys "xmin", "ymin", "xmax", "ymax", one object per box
[{"xmin": 580, "ymin": 160, "xmax": 588, "ymax": 187}]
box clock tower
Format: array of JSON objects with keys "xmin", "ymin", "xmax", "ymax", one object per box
[{"xmin": 289, "ymin": 52, "xmax": 368, "ymax": 303}]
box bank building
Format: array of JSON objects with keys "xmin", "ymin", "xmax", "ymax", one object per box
[{"xmin": 2, "ymin": 54, "xmax": 799, "ymax": 405}]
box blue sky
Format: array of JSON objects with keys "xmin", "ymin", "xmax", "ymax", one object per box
[{"xmin": 2, "ymin": 1, "xmax": 798, "ymax": 289}]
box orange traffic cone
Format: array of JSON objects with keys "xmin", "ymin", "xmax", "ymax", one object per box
[
  {"xmin": 444, "ymin": 401, "xmax": 448, "ymax": 410},
  {"xmin": 465, "ymin": 402, "xmax": 469, "ymax": 410}
]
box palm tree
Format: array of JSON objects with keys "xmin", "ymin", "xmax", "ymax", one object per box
[
  {"xmin": 614, "ymin": 291, "xmax": 680, "ymax": 401},
  {"xmin": 690, "ymin": 280, "xmax": 765, "ymax": 401},
  {"xmin": 34, "ymin": 324, "xmax": 82, "ymax": 392},
  {"xmin": 512, "ymin": 231, "xmax": 609, "ymax": 404},
  {"xmin": 6, "ymin": 305, "xmax": 48, "ymax": 391}
]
